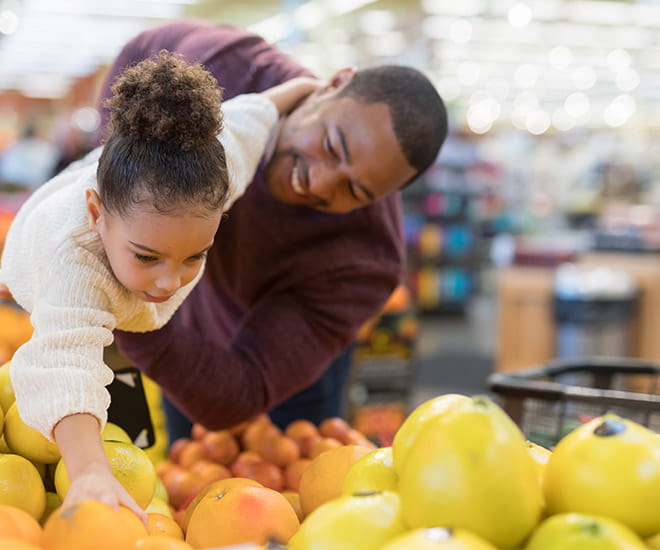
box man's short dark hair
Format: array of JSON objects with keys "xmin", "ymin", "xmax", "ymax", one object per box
[{"xmin": 338, "ymin": 65, "xmax": 448, "ymax": 185}]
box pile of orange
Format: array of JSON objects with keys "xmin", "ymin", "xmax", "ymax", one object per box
[{"xmin": 156, "ymin": 414, "xmax": 377, "ymax": 547}]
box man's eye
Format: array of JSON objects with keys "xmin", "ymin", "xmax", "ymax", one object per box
[
  {"xmin": 135, "ymin": 253, "xmax": 157, "ymax": 263},
  {"xmin": 326, "ymin": 136, "xmax": 339, "ymax": 159}
]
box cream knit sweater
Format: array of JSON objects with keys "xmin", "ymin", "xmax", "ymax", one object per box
[{"xmin": 0, "ymin": 93, "xmax": 277, "ymax": 440}]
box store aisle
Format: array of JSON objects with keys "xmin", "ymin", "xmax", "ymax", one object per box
[{"xmin": 409, "ymin": 292, "xmax": 497, "ymax": 408}]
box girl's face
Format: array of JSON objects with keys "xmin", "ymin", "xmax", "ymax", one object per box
[{"xmin": 85, "ymin": 189, "xmax": 222, "ymax": 303}]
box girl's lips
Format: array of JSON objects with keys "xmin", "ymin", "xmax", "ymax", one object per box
[{"xmin": 143, "ymin": 292, "xmax": 171, "ymax": 303}]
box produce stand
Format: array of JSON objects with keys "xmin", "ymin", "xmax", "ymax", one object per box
[{"xmin": 488, "ymin": 356, "xmax": 660, "ymax": 448}]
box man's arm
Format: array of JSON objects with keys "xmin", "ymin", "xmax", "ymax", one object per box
[{"xmin": 115, "ymin": 269, "xmax": 397, "ymax": 429}]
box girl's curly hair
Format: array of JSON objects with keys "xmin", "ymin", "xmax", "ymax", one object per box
[{"xmin": 97, "ymin": 50, "xmax": 228, "ymax": 217}]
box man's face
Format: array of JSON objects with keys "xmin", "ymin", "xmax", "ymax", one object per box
[{"xmin": 264, "ymin": 71, "xmax": 416, "ymax": 214}]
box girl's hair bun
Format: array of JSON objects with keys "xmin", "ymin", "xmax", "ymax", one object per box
[{"xmin": 105, "ymin": 50, "xmax": 223, "ymax": 151}]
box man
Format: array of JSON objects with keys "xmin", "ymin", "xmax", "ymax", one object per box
[{"xmin": 98, "ymin": 18, "xmax": 448, "ymax": 438}]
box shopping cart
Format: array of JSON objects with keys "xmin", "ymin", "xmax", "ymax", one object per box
[{"xmin": 488, "ymin": 357, "xmax": 660, "ymax": 448}]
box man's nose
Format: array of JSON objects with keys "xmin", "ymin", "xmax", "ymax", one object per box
[{"xmin": 308, "ymin": 163, "xmax": 340, "ymax": 203}]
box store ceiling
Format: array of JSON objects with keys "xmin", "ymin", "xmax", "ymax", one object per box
[{"xmin": 1, "ymin": 0, "xmax": 659, "ymax": 133}]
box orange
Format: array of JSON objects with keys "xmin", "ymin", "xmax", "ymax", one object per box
[
  {"xmin": 298, "ymin": 444, "xmax": 374, "ymax": 518},
  {"xmin": 342, "ymin": 446, "xmax": 397, "ymax": 496},
  {"xmin": 3, "ymin": 403, "xmax": 60, "ymax": 464},
  {"xmin": 39, "ymin": 493, "xmax": 62, "ymax": 526},
  {"xmin": 281, "ymin": 491, "xmax": 304, "ymax": 522},
  {"xmin": 185, "ymin": 485, "xmax": 299, "ymax": 548},
  {"xmin": 391, "ymin": 393, "xmax": 470, "ymax": 475},
  {"xmin": 101, "ymin": 422, "xmax": 132, "ymax": 444},
  {"xmin": 308, "ymin": 437, "xmax": 343, "ymax": 459},
  {"xmin": 190, "ymin": 423, "xmax": 208, "ymax": 441},
  {"xmin": 41, "ymin": 500, "xmax": 148, "ymax": 550},
  {"xmin": 399, "ymin": 396, "xmax": 542, "ymax": 550},
  {"xmin": 54, "ymin": 440, "xmax": 157, "ymax": 509},
  {"xmin": 525, "ymin": 512, "xmax": 648, "ymax": 550},
  {"xmin": 544, "ymin": 414, "xmax": 660, "ymax": 537},
  {"xmin": 242, "ymin": 417, "xmax": 282, "ymax": 454},
  {"xmin": 285, "ymin": 419, "xmax": 319, "ymax": 443},
  {"xmin": 162, "ymin": 468, "xmax": 207, "ymax": 511},
  {"xmin": 0, "ymin": 454, "xmax": 46, "ymax": 520},
  {"xmin": 147, "ymin": 512, "xmax": 184, "ymax": 540},
  {"xmin": 0, "ymin": 361, "xmax": 15, "ymax": 415},
  {"xmin": 343, "ymin": 428, "xmax": 377, "ymax": 449},
  {"xmin": 0, "ymin": 505, "xmax": 43, "ymax": 545},
  {"xmin": 146, "ymin": 497, "xmax": 172, "ymax": 518},
  {"xmin": 200, "ymin": 430, "xmax": 240, "ymax": 465},
  {"xmin": 177, "ymin": 441, "xmax": 205, "ymax": 469},
  {"xmin": 297, "ymin": 434, "xmax": 322, "ymax": 458},
  {"xmin": 381, "ymin": 527, "xmax": 498, "ymax": 550},
  {"xmin": 135, "ymin": 535, "xmax": 194, "ymax": 550},
  {"xmin": 289, "ymin": 490, "xmax": 405, "ymax": 550},
  {"xmin": 318, "ymin": 417, "xmax": 351, "ymax": 443},
  {"xmin": 284, "ymin": 458, "xmax": 311, "ymax": 492},
  {"xmin": 230, "ymin": 450, "xmax": 263, "ymax": 477},
  {"xmin": 0, "ymin": 538, "xmax": 42, "ymax": 550},
  {"xmin": 260, "ymin": 434, "xmax": 300, "ymax": 467},
  {"xmin": 180, "ymin": 477, "xmax": 263, "ymax": 533},
  {"xmin": 244, "ymin": 461, "xmax": 285, "ymax": 491},
  {"xmin": 188, "ymin": 459, "xmax": 231, "ymax": 485}
]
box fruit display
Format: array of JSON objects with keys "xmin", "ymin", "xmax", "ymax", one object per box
[{"xmin": 0, "ymin": 355, "xmax": 659, "ymax": 549}]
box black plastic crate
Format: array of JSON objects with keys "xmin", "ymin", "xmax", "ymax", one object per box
[{"xmin": 488, "ymin": 357, "xmax": 660, "ymax": 448}]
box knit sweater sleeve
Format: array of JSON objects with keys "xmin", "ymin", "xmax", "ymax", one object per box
[
  {"xmin": 219, "ymin": 94, "xmax": 278, "ymax": 211},
  {"xmin": 10, "ymin": 250, "xmax": 118, "ymax": 441}
]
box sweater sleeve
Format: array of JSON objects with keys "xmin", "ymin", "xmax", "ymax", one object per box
[
  {"xmin": 217, "ymin": 94, "xmax": 278, "ymax": 211},
  {"xmin": 10, "ymin": 253, "xmax": 118, "ymax": 441}
]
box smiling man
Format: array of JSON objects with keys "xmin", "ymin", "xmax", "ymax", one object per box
[{"xmin": 98, "ymin": 19, "xmax": 448, "ymax": 438}]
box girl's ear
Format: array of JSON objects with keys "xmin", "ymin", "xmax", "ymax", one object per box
[{"xmin": 85, "ymin": 188, "xmax": 103, "ymax": 230}]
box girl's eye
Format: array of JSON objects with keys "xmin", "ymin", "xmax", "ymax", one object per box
[
  {"xmin": 135, "ymin": 253, "xmax": 157, "ymax": 263},
  {"xmin": 188, "ymin": 252, "xmax": 208, "ymax": 262}
]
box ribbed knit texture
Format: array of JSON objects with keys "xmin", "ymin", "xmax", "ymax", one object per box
[{"xmin": 0, "ymin": 93, "xmax": 277, "ymax": 440}]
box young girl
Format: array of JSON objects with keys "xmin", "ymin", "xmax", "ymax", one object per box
[{"xmin": 0, "ymin": 50, "xmax": 319, "ymax": 520}]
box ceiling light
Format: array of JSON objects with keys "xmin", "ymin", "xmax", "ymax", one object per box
[
  {"xmin": 572, "ymin": 66, "xmax": 597, "ymax": 90},
  {"xmin": 359, "ymin": 9, "xmax": 396, "ymax": 35},
  {"xmin": 421, "ymin": 0, "xmax": 486, "ymax": 17},
  {"xmin": 526, "ymin": 109, "xmax": 551, "ymax": 135},
  {"xmin": 365, "ymin": 31, "xmax": 407, "ymax": 57},
  {"xmin": 449, "ymin": 19, "xmax": 472, "ymax": 43},
  {"xmin": 514, "ymin": 64, "xmax": 539, "ymax": 88},
  {"xmin": 616, "ymin": 67, "xmax": 640, "ymax": 92},
  {"xmin": 552, "ymin": 108, "xmax": 576, "ymax": 131},
  {"xmin": 606, "ymin": 48, "xmax": 631, "ymax": 72},
  {"xmin": 457, "ymin": 61, "xmax": 481, "ymax": 86},
  {"xmin": 603, "ymin": 94, "xmax": 636, "ymax": 127},
  {"xmin": 508, "ymin": 2, "xmax": 532, "ymax": 28},
  {"xmin": 548, "ymin": 45, "xmax": 573, "ymax": 69},
  {"xmin": 0, "ymin": 9, "xmax": 19, "ymax": 35},
  {"xmin": 564, "ymin": 92, "xmax": 590, "ymax": 118}
]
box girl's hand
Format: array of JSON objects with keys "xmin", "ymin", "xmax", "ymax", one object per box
[
  {"xmin": 62, "ymin": 462, "xmax": 147, "ymax": 525},
  {"xmin": 262, "ymin": 76, "xmax": 324, "ymax": 115},
  {"xmin": 0, "ymin": 284, "xmax": 14, "ymax": 301},
  {"xmin": 54, "ymin": 413, "xmax": 147, "ymax": 526}
]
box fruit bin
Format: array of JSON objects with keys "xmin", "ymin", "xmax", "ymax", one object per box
[{"xmin": 488, "ymin": 356, "xmax": 660, "ymax": 448}]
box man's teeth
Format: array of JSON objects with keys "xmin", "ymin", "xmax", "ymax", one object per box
[{"xmin": 291, "ymin": 163, "xmax": 305, "ymax": 195}]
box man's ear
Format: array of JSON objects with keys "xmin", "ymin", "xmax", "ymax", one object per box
[
  {"xmin": 321, "ymin": 67, "xmax": 357, "ymax": 94},
  {"xmin": 85, "ymin": 188, "xmax": 103, "ymax": 231}
]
